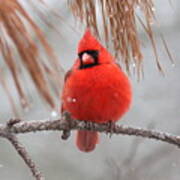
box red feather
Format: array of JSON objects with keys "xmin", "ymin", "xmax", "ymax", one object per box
[
  {"xmin": 76, "ymin": 130, "xmax": 99, "ymax": 152},
  {"xmin": 61, "ymin": 29, "xmax": 132, "ymax": 152}
]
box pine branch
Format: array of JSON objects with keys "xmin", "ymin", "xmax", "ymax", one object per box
[
  {"xmin": 0, "ymin": 0, "xmax": 63, "ymax": 111},
  {"xmin": 0, "ymin": 114, "xmax": 180, "ymax": 149}
]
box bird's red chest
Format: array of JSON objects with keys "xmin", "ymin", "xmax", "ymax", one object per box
[{"xmin": 62, "ymin": 63, "xmax": 132, "ymax": 123}]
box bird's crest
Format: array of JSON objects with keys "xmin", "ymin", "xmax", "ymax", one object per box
[
  {"xmin": 78, "ymin": 29, "xmax": 102, "ymax": 53},
  {"xmin": 77, "ymin": 29, "xmax": 114, "ymax": 64}
]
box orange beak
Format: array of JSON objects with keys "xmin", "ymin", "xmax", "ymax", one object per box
[{"xmin": 82, "ymin": 53, "xmax": 94, "ymax": 64}]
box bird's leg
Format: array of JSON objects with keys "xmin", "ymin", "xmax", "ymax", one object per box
[
  {"xmin": 61, "ymin": 112, "xmax": 74, "ymax": 140},
  {"xmin": 84, "ymin": 121, "xmax": 95, "ymax": 131},
  {"xmin": 107, "ymin": 120, "xmax": 116, "ymax": 138}
]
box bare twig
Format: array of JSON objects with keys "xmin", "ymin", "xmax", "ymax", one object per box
[
  {"xmin": 6, "ymin": 134, "xmax": 44, "ymax": 180},
  {"xmin": 0, "ymin": 116, "xmax": 180, "ymax": 149}
]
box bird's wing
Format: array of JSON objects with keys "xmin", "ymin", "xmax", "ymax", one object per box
[
  {"xmin": 61, "ymin": 69, "xmax": 73, "ymax": 113},
  {"xmin": 115, "ymin": 62, "xmax": 122, "ymax": 70},
  {"xmin": 64, "ymin": 69, "xmax": 73, "ymax": 82}
]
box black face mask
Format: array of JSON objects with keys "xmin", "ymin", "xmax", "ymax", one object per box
[{"xmin": 78, "ymin": 50, "xmax": 99, "ymax": 69}]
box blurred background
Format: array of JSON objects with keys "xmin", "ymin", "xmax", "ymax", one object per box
[{"xmin": 0, "ymin": 0, "xmax": 180, "ymax": 179}]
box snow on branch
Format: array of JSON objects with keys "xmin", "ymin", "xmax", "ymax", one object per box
[
  {"xmin": 0, "ymin": 113, "xmax": 180, "ymax": 149},
  {"xmin": 1, "ymin": 113, "xmax": 180, "ymax": 179}
]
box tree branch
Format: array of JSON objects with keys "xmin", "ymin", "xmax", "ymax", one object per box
[
  {"xmin": 5, "ymin": 133, "xmax": 44, "ymax": 180},
  {"xmin": 0, "ymin": 119, "xmax": 44, "ymax": 180},
  {"xmin": 0, "ymin": 117, "xmax": 58, "ymax": 180},
  {"xmin": 0, "ymin": 114, "xmax": 180, "ymax": 149}
]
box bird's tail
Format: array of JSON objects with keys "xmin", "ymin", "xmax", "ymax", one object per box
[{"xmin": 76, "ymin": 130, "xmax": 99, "ymax": 152}]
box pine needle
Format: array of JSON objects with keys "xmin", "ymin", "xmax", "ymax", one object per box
[
  {"xmin": 69, "ymin": 0, "xmax": 173, "ymax": 76},
  {"xmin": 0, "ymin": 0, "xmax": 63, "ymax": 112}
]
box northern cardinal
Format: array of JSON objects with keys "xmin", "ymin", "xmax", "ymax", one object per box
[{"xmin": 61, "ymin": 29, "xmax": 132, "ymax": 152}]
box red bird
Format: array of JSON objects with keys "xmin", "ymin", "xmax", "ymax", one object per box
[{"xmin": 61, "ymin": 29, "xmax": 132, "ymax": 152}]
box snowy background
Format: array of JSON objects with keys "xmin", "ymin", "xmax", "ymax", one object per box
[{"xmin": 0, "ymin": 0, "xmax": 180, "ymax": 179}]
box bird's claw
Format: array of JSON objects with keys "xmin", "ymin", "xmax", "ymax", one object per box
[
  {"xmin": 61, "ymin": 112, "xmax": 74, "ymax": 140},
  {"xmin": 84, "ymin": 121, "xmax": 95, "ymax": 131},
  {"xmin": 107, "ymin": 121, "xmax": 115, "ymax": 138},
  {"xmin": 61, "ymin": 130, "xmax": 71, "ymax": 140}
]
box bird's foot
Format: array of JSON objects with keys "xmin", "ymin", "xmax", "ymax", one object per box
[
  {"xmin": 61, "ymin": 112, "xmax": 74, "ymax": 140},
  {"xmin": 107, "ymin": 121, "xmax": 116, "ymax": 138},
  {"xmin": 84, "ymin": 121, "xmax": 95, "ymax": 131},
  {"xmin": 61, "ymin": 130, "xmax": 71, "ymax": 140}
]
